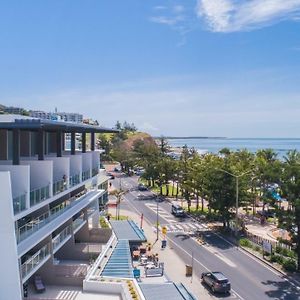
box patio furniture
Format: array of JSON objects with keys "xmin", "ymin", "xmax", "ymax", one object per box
[{"xmin": 34, "ymin": 275, "xmax": 45, "ymax": 293}]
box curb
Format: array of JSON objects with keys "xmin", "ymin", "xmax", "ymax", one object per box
[
  {"xmin": 186, "ymin": 212, "xmax": 300, "ymax": 287},
  {"xmin": 238, "ymin": 245, "xmax": 300, "ymax": 286}
]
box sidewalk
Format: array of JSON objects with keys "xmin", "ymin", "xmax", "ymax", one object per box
[{"xmin": 107, "ymin": 206, "xmax": 214, "ymax": 300}]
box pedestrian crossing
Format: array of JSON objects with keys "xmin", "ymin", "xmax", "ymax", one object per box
[
  {"xmin": 162, "ymin": 222, "xmax": 206, "ymax": 233},
  {"xmin": 145, "ymin": 203, "xmax": 177, "ymax": 223}
]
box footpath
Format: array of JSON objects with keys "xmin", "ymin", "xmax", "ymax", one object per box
[{"xmin": 107, "ymin": 206, "xmax": 214, "ymax": 300}]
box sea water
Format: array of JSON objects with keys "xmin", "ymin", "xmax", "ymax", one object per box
[{"xmin": 167, "ymin": 138, "xmax": 300, "ymax": 158}]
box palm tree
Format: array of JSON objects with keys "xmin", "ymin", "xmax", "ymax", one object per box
[{"xmin": 281, "ymin": 150, "xmax": 300, "ymax": 271}]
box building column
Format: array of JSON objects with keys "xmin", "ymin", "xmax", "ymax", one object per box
[
  {"xmin": 12, "ymin": 129, "xmax": 20, "ymax": 165},
  {"xmin": 0, "ymin": 129, "xmax": 8, "ymax": 160},
  {"xmin": 37, "ymin": 129, "xmax": 44, "ymax": 160},
  {"xmin": 71, "ymin": 132, "xmax": 75, "ymax": 155},
  {"xmin": 91, "ymin": 132, "xmax": 95, "ymax": 151},
  {"xmin": 56, "ymin": 131, "xmax": 62, "ymax": 157},
  {"xmin": 82, "ymin": 132, "xmax": 86, "ymax": 153},
  {"xmin": 62, "ymin": 133, "xmax": 65, "ymax": 152},
  {"xmin": 20, "ymin": 131, "xmax": 31, "ymax": 157}
]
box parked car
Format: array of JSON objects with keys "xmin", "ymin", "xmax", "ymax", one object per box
[
  {"xmin": 138, "ymin": 183, "xmax": 148, "ymax": 191},
  {"xmin": 201, "ymin": 272, "xmax": 231, "ymax": 294}
]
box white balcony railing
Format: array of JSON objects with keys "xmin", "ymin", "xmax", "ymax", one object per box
[
  {"xmin": 53, "ymin": 225, "xmax": 72, "ymax": 251},
  {"xmin": 16, "ymin": 191, "xmax": 90, "ymax": 244},
  {"xmin": 21, "ymin": 243, "xmax": 51, "ymax": 281}
]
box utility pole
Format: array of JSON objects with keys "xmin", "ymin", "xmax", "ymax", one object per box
[{"xmin": 216, "ymin": 168, "xmax": 254, "ymax": 239}]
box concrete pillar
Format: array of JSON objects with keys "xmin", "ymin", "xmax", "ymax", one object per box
[
  {"xmin": 82, "ymin": 132, "xmax": 86, "ymax": 153},
  {"xmin": 0, "ymin": 129, "xmax": 8, "ymax": 160},
  {"xmin": 37, "ymin": 129, "xmax": 44, "ymax": 160},
  {"xmin": 91, "ymin": 132, "xmax": 95, "ymax": 151},
  {"xmin": 20, "ymin": 131, "xmax": 31, "ymax": 157},
  {"xmin": 56, "ymin": 131, "xmax": 62, "ymax": 157},
  {"xmin": 71, "ymin": 132, "xmax": 75, "ymax": 155},
  {"xmin": 12, "ymin": 129, "xmax": 20, "ymax": 165}
]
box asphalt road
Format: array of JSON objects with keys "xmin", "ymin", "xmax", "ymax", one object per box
[{"xmin": 109, "ymin": 174, "xmax": 300, "ymax": 300}]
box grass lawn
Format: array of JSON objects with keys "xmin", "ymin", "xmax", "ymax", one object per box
[
  {"xmin": 110, "ymin": 215, "xmax": 130, "ymax": 221},
  {"xmin": 139, "ymin": 178, "xmax": 182, "ymax": 197}
]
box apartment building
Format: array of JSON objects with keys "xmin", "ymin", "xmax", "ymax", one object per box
[{"xmin": 0, "ymin": 115, "xmax": 116, "ymax": 300}]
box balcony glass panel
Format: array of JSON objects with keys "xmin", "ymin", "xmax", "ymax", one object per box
[
  {"xmin": 53, "ymin": 178, "xmax": 68, "ymax": 195},
  {"xmin": 92, "ymin": 167, "xmax": 99, "ymax": 177},
  {"xmin": 13, "ymin": 194, "xmax": 27, "ymax": 215},
  {"xmin": 21, "ymin": 243, "xmax": 51, "ymax": 280},
  {"xmin": 16, "ymin": 190, "xmax": 90, "ymax": 244},
  {"xmin": 53, "ymin": 225, "xmax": 72, "ymax": 251},
  {"xmin": 69, "ymin": 173, "xmax": 80, "ymax": 187},
  {"xmin": 30, "ymin": 185, "xmax": 50, "ymax": 207},
  {"xmin": 82, "ymin": 169, "xmax": 91, "ymax": 181},
  {"xmin": 72, "ymin": 215, "xmax": 85, "ymax": 231}
]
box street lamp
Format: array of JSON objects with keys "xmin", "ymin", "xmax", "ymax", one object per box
[{"xmin": 216, "ymin": 168, "xmax": 254, "ymax": 238}]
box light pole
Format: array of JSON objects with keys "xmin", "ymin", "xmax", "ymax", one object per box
[
  {"xmin": 156, "ymin": 196, "xmax": 159, "ymax": 241},
  {"xmin": 216, "ymin": 168, "xmax": 254, "ymax": 238}
]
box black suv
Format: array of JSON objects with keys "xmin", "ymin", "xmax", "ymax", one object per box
[{"xmin": 201, "ymin": 271, "xmax": 231, "ymax": 294}]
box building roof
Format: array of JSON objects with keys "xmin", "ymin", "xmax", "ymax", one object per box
[
  {"xmin": 139, "ymin": 283, "xmax": 192, "ymax": 300},
  {"xmin": 101, "ymin": 239, "xmax": 133, "ymax": 278},
  {"xmin": 0, "ymin": 115, "xmax": 118, "ymax": 133},
  {"xmin": 110, "ymin": 220, "xmax": 147, "ymax": 242}
]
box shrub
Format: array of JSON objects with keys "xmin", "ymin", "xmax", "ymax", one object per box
[
  {"xmin": 283, "ymin": 259, "xmax": 297, "ymax": 272},
  {"xmin": 239, "ymin": 238, "xmax": 253, "ymax": 248},
  {"xmin": 254, "ymin": 245, "xmax": 261, "ymax": 252},
  {"xmin": 270, "ymin": 254, "xmax": 284, "ymax": 264}
]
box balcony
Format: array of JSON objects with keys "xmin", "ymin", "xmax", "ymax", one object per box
[
  {"xmin": 69, "ymin": 173, "xmax": 80, "ymax": 187},
  {"xmin": 73, "ymin": 216, "xmax": 86, "ymax": 233},
  {"xmin": 21, "ymin": 243, "xmax": 51, "ymax": 283},
  {"xmin": 30, "ymin": 184, "xmax": 50, "ymax": 207},
  {"xmin": 53, "ymin": 225, "xmax": 72, "ymax": 253},
  {"xmin": 13, "ymin": 193, "xmax": 27, "ymax": 215},
  {"xmin": 16, "ymin": 190, "xmax": 95, "ymax": 244},
  {"xmin": 53, "ymin": 178, "xmax": 68, "ymax": 196},
  {"xmin": 92, "ymin": 167, "xmax": 99, "ymax": 177},
  {"xmin": 82, "ymin": 169, "xmax": 91, "ymax": 181}
]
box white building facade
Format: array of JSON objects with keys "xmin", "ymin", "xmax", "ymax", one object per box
[{"xmin": 0, "ymin": 115, "xmax": 115, "ymax": 299}]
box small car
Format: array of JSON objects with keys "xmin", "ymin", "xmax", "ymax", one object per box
[
  {"xmin": 201, "ymin": 271, "xmax": 231, "ymax": 294},
  {"xmin": 138, "ymin": 183, "xmax": 148, "ymax": 191}
]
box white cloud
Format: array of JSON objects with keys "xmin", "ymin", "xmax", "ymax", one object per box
[
  {"xmin": 149, "ymin": 15, "xmax": 184, "ymax": 26},
  {"xmin": 196, "ymin": 0, "xmax": 300, "ymax": 32}
]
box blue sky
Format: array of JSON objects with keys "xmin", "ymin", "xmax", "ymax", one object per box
[{"xmin": 1, "ymin": 0, "xmax": 300, "ymax": 137}]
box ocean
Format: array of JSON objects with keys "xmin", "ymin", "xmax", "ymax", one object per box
[{"xmin": 167, "ymin": 138, "xmax": 300, "ymax": 158}]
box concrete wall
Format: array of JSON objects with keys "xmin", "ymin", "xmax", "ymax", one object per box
[
  {"xmin": 33, "ymin": 259, "xmax": 84, "ymax": 287},
  {"xmin": 0, "ymin": 165, "xmax": 30, "ymax": 202},
  {"xmin": 54, "ymin": 238, "xmax": 100, "ymax": 261},
  {"xmin": 67, "ymin": 154, "xmax": 82, "ymax": 177},
  {"xmin": 46, "ymin": 156, "xmax": 70, "ymax": 183},
  {"xmin": 75, "ymin": 223, "xmax": 112, "ymax": 244},
  {"xmin": 21, "ymin": 160, "xmax": 53, "ymax": 191},
  {"xmin": 0, "ymin": 172, "xmax": 22, "ymax": 300},
  {"xmin": 82, "ymin": 152, "xmax": 92, "ymax": 173}
]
